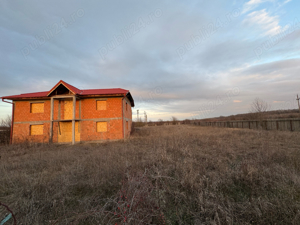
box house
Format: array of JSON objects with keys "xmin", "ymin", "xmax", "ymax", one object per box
[{"xmin": 1, "ymin": 80, "xmax": 134, "ymax": 144}]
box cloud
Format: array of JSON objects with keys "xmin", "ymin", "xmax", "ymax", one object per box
[
  {"xmin": 234, "ymin": 100, "xmax": 242, "ymax": 103},
  {"xmin": 0, "ymin": 0, "xmax": 299, "ymax": 121},
  {"xmin": 243, "ymin": 9, "xmax": 288, "ymax": 36},
  {"xmin": 242, "ymin": 0, "xmax": 264, "ymax": 14},
  {"xmin": 278, "ymin": 0, "xmax": 292, "ymax": 7},
  {"xmin": 241, "ymin": 0, "xmax": 291, "ymax": 14}
]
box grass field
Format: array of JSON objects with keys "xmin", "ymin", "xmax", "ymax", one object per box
[{"xmin": 1, "ymin": 125, "xmax": 300, "ymax": 224}]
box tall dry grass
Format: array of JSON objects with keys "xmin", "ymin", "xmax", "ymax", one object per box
[{"xmin": 0, "ymin": 125, "xmax": 300, "ymax": 224}]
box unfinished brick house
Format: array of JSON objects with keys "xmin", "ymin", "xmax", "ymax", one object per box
[{"xmin": 1, "ymin": 80, "xmax": 134, "ymax": 144}]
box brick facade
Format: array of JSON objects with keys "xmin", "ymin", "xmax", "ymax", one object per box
[{"xmin": 2, "ymin": 81, "xmax": 134, "ymax": 144}]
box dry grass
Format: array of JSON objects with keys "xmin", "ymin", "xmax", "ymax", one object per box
[
  {"xmin": 206, "ymin": 109, "xmax": 300, "ymax": 122},
  {"xmin": 0, "ymin": 130, "xmax": 10, "ymax": 145},
  {"xmin": 1, "ymin": 125, "xmax": 300, "ymax": 224}
]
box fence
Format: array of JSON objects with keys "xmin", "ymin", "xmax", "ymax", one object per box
[{"xmin": 193, "ymin": 118, "xmax": 300, "ymax": 132}]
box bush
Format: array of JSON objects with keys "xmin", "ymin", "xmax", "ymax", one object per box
[{"xmin": 0, "ymin": 129, "xmax": 10, "ymax": 145}]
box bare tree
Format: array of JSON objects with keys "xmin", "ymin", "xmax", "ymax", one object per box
[
  {"xmin": 250, "ymin": 98, "xmax": 271, "ymax": 113},
  {"xmin": 0, "ymin": 115, "xmax": 12, "ymax": 128},
  {"xmin": 250, "ymin": 98, "xmax": 271, "ymax": 124},
  {"xmin": 171, "ymin": 116, "xmax": 178, "ymax": 125},
  {"xmin": 0, "ymin": 115, "xmax": 11, "ymax": 145},
  {"xmin": 157, "ymin": 119, "xmax": 163, "ymax": 126}
]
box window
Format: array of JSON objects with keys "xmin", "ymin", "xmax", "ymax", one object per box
[
  {"xmin": 30, "ymin": 125, "xmax": 44, "ymax": 135},
  {"xmin": 97, "ymin": 122, "xmax": 107, "ymax": 132},
  {"xmin": 126, "ymin": 121, "xmax": 128, "ymax": 130},
  {"xmin": 97, "ymin": 100, "xmax": 107, "ymax": 110},
  {"xmin": 126, "ymin": 102, "xmax": 128, "ymax": 111},
  {"xmin": 30, "ymin": 103, "xmax": 44, "ymax": 113}
]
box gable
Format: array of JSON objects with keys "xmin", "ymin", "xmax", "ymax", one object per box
[{"xmin": 48, "ymin": 84, "xmax": 74, "ymax": 96}]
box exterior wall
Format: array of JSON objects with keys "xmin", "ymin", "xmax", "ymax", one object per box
[
  {"xmin": 13, "ymin": 122, "xmax": 50, "ymax": 143},
  {"xmin": 123, "ymin": 97, "xmax": 132, "ymax": 138},
  {"xmin": 80, "ymin": 119, "xmax": 123, "ymax": 141},
  {"xmin": 11, "ymin": 96, "xmax": 133, "ymax": 144},
  {"xmin": 80, "ymin": 97, "xmax": 124, "ymax": 141},
  {"xmin": 81, "ymin": 97, "xmax": 122, "ymax": 119},
  {"xmin": 14, "ymin": 100, "xmax": 51, "ymax": 122}
]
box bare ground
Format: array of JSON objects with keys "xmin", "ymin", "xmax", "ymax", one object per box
[{"xmin": 1, "ymin": 125, "xmax": 300, "ymax": 224}]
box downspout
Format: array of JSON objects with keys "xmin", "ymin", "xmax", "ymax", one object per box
[
  {"xmin": 122, "ymin": 94, "xmax": 125, "ymax": 139},
  {"xmin": 2, "ymin": 98, "xmax": 14, "ymax": 144}
]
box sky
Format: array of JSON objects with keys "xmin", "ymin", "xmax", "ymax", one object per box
[{"xmin": 0, "ymin": 0, "xmax": 300, "ymax": 121}]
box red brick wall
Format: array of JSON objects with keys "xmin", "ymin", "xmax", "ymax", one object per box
[
  {"xmin": 14, "ymin": 100, "xmax": 51, "ymax": 122},
  {"xmin": 81, "ymin": 98, "xmax": 122, "ymax": 119},
  {"xmin": 12, "ymin": 96, "xmax": 133, "ymax": 143},
  {"xmin": 13, "ymin": 123, "xmax": 50, "ymax": 143},
  {"xmin": 80, "ymin": 120, "xmax": 123, "ymax": 141},
  {"xmin": 123, "ymin": 97, "xmax": 132, "ymax": 138},
  {"xmin": 80, "ymin": 97, "xmax": 124, "ymax": 141}
]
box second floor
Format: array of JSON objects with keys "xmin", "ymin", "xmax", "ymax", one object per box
[{"xmin": 13, "ymin": 97, "xmax": 132, "ymax": 122}]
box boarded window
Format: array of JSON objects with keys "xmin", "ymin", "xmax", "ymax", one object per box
[
  {"xmin": 64, "ymin": 100, "xmax": 73, "ymax": 120},
  {"xmin": 97, "ymin": 122, "xmax": 107, "ymax": 132},
  {"xmin": 97, "ymin": 100, "xmax": 106, "ymax": 110},
  {"xmin": 31, "ymin": 103, "xmax": 44, "ymax": 113},
  {"xmin": 30, "ymin": 125, "xmax": 43, "ymax": 135}
]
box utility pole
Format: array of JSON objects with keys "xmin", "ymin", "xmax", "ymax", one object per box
[
  {"xmin": 144, "ymin": 111, "xmax": 147, "ymax": 123},
  {"xmin": 137, "ymin": 110, "xmax": 139, "ymax": 122},
  {"xmin": 297, "ymin": 94, "xmax": 300, "ymax": 113}
]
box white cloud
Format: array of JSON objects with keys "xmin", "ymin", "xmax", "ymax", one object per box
[
  {"xmin": 242, "ymin": 0, "xmax": 264, "ymax": 14},
  {"xmin": 242, "ymin": 0, "xmax": 291, "ymax": 14},
  {"xmin": 276, "ymin": 0, "xmax": 292, "ymax": 8},
  {"xmin": 282, "ymin": 0, "xmax": 292, "ymax": 5},
  {"xmin": 243, "ymin": 9, "xmax": 288, "ymax": 36}
]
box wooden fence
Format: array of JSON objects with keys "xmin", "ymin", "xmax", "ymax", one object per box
[{"xmin": 193, "ymin": 118, "xmax": 300, "ymax": 132}]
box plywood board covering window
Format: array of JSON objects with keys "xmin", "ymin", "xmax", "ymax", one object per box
[
  {"xmin": 64, "ymin": 100, "xmax": 73, "ymax": 120},
  {"xmin": 31, "ymin": 103, "xmax": 44, "ymax": 113},
  {"xmin": 97, "ymin": 100, "xmax": 106, "ymax": 110},
  {"xmin": 97, "ymin": 122, "xmax": 107, "ymax": 132},
  {"xmin": 30, "ymin": 125, "xmax": 43, "ymax": 135}
]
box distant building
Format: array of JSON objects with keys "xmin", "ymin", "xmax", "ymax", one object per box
[{"xmin": 1, "ymin": 80, "xmax": 134, "ymax": 144}]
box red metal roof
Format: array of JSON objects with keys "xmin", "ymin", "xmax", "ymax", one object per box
[
  {"xmin": 1, "ymin": 80, "xmax": 134, "ymax": 106},
  {"xmin": 80, "ymin": 88, "xmax": 128, "ymax": 95},
  {"xmin": 2, "ymin": 91, "xmax": 49, "ymax": 99}
]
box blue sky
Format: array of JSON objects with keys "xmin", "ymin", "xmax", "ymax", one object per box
[{"xmin": 0, "ymin": 0, "xmax": 299, "ymax": 121}]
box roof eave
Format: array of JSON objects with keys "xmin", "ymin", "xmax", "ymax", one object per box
[{"xmin": 126, "ymin": 92, "xmax": 135, "ymax": 107}]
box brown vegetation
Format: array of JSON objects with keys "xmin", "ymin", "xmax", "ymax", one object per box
[
  {"xmin": 1, "ymin": 125, "xmax": 300, "ymax": 224},
  {"xmin": 0, "ymin": 116, "xmax": 11, "ymax": 145},
  {"xmin": 202, "ymin": 109, "xmax": 300, "ymax": 122}
]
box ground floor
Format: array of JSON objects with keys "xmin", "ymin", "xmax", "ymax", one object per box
[{"xmin": 12, "ymin": 118, "xmax": 132, "ymax": 144}]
